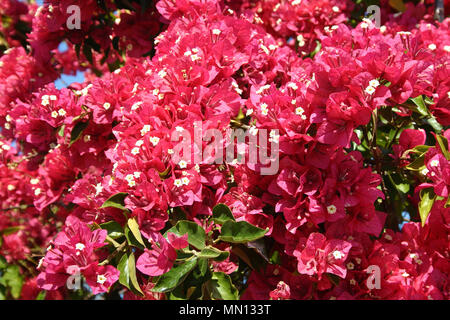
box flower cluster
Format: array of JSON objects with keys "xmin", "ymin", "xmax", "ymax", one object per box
[{"xmin": 0, "ymin": 0, "xmax": 448, "ymax": 300}]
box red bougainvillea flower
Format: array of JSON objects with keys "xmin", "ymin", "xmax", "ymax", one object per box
[
  {"xmin": 136, "ymin": 233, "xmax": 188, "ymax": 276},
  {"xmin": 294, "ymin": 233, "xmax": 352, "ymax": 279}
]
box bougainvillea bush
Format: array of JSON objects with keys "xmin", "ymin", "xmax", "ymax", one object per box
[{"xmin": 0, "ymin": 0, "xmax": 449, "ymax": 300}]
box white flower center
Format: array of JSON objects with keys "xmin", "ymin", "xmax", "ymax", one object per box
[
  {"xmin": 327, "ymin": 205, "xmax": 337, "ymax": 214},
  {"xmin": 332, "ymin": 250, "xmax": 344, "ymax": 260},
  {"xmin": 97, "ymin": 274, "xmax": 107, "ymax": 284}
]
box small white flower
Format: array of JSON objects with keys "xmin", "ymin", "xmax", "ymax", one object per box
[
  {"xmin": 58, "ymin": 109, "xmax": 67, "ymax": 117},
  {"xmin": 295, "ymin": 106, "xmax": 305, "ymax": 115},
  {"xmin": 260, "ymin": 103, "xmax": 269, "ymax": 116},
  {"xmin": 149, "ymin": 136, "xmax": 160, "ymax": 146},
  {"xmin": 181, "ymin": 177, "xmax": 190, "ymax": 185},
  {"xmin": 97, "ymin": 274, "xmax": 107, "ymax": 285},
  {"xmin": 269, "ymin": 130, "xmax": 280, "ymax": 143},
  {"xmin": 131, "ymin": 147, "xmax": 140, "ymax": 155},
  {"xmin": 212, "ymin": 28, "xmax": 221, "ymax": 35},
  {"xmin": 7, "ymin": 185, "xmax": 15, "ymax": 191},
  {"xmin": 430, "ymin": 159, "xmax": 439, "ymax": 167},
  {"xmin": 421, "ymin": 168, "xmax": 429, "ymax": 176},
  {"xmin": 135, "ymin": 140, "xmax": 144, "ymax": 147},
  {"xmin": 444, "ymin": 45, "xmax": 450, "ymax": 52},
  {"xmin": 103, "ymin": 102, "xmax": 111, "ymax": 110},
  {"xmin": 158, "ymin": 69, "xmax": 167, "ymax": 78},
  {"xmin": 133, "ymin": 172, "xmax": 141, "ymax": 178},
  {"xmin": 49, "ymin": 95, "xmax": 57, "ymax": 101},
  {"xmin": 287, "ymin": 82, "xmax": 298, "ymax": 90},
  {"xmin": 249, "ymin": 126, "xmax": 258, "ymax": 136},
  {"xmin": 369, "ymin": 79, "xmax": 380, "ymax": 88},
  {"xmin": 141, "ymin": 125, "xmax": 151, "ymax": 136},
  {"xmin": 332, "ymin": 250, "xmax": 344, "ymax": 260},
  {"xmin": 296, "ymin": 34, "xmax": 305, "ymax": 46},
  {"xmin": 246, "ymin": 108, "xmax": 254, "ymax": 116},
  {"xmin": 51, "ymin": 111, "xmax": 59, "ymax": 118},
  {"xmin": 327, "ymin": 205, "xmax": 337, "ymax": 215},
  {"xmin": 174, "ymin": 179, "xmax": 183, "ymax": 187},
  {"xmin": 401, "ymin": 272, "xmax": 410, "ymax": 278},
  {"xmin": 178, "ymin": 160, "xmax": 188, "ymax": 169},
  {"xmin": 75, "ymin": 243, "xmax": 85, "ymax": 251},
  {"xmin": 34, "ymin": 188, "xmax": 41, "ymax": 196},
  {"xmin": 30, "ymin": 178, "xmax": 39, "ymax": 185},
  {"xmin": 168, "ymin": 149, "xmax": 174, "ymax": 155},
  {"xmin": 332, "ymin": 6, "xmax": 340, "ymax": 12},
  {"xmin": 428, "ymin": 43, "xmax": 437, "ymax": 51},
  {"xmin": 365, "ymin": 86, "xmax": 376, "ymax": 95},
  {"xmin": 191, "ymin": 54, "xmax": 201, "ymax": 62},
  {"xmin": 175, "ymin": 126, "xmax": 184, "ymax": 132},
  {"xmin": 131, "ymin": 102, "xmax": 143, "ymax": 111},
  {"xmin": 41, "ymin": 95, "xmax": 50, "ymax": 106},
  {"xmin": 94, "ymin": 183, "xmax": 103, "ymax": 196}
]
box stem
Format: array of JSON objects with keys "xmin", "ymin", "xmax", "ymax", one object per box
[{"xmin": 99, "ymin": 241, "xmax": 127, "ymax": 266}]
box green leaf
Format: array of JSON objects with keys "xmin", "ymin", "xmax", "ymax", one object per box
[
  {"xmin": 1, "ymin": 265, "xmax": 23, "ymax": 299},
  {"xmin": 209, "ymin": 272, "xmax": 239, "ymax": 300},
  {"xmin": 165, "ymin": 221, "xmax": 206, "ymax": 250},
  {"xmin": 99, "ymin": 221, "xmax": 124, "ymax": 239},
  {"xmin": 435, "ymin": 135, "xmax": 450, "ymax": 160},
  {"xmin": 212, "ymin": 204, "xmax": 235, "ymax": 224},
  {"xmin": 405, "ymin": 154, "xmax": 425, "ymax": 171},
  {"xmin": 0, "ymin": 256, "xmax": 7, "ymax": 269},
  {"xmin": 101, "ymin": 192, "xmax": 128, "ymax": 211},
  {"xmin": 124, "ymin": 224, "xmax": 145, "ymax": 249},
  {"xmin": 445, "ymin": 196, "xmax": 450, "ymax": 208},
  {"xmin": 197, "ymin": 246, "xmax": 229, "ymax": 261},
  {"xmin": 82, "ymin": 43, "xmax": 93, "ymax": 64},
  {"xmin": 387, "ymin": 172, "xmax": 410, "ymax": 194},
  {"xmin": 419, "ymin": 188, "xmax": 436, "ymax": 226},
  {"xmin": 410, "ymin": 95, "xmax": 429, "ymax": 116},
  {"xmin": 57, "ymin": 125, "xmax": 65, "ymax": 137},
  {"xmin": 152, "ymin": 258, "xmax": 198, "ymax": 293},
  {"xmin": 218, "ymin": 221, "xmax": 268, "ymax": 244},
  {"xmin": 410, "ymin": 145, "xmax": 431, "ymax": 154},
  {"xmin": 69, "ymin": 121, "xmax": 89, "ymax": 146},
  {"xmin": 128, "ymin": 252, "xmax": 144, "ymax": 296},
  {"xmin": 0, "ymin": 226, "xmax": 23, "ymax": 236},
  {"xmin": 118, "ymin": 252, "xmax": 144, "ymax": 296},
  {"xmin": 427, "ymin": 117, "xmax": 443, "ymax": 132},
  {"xmin": 36, "ymin": 291, "xmax": 46, "ymax": 300},
  {"xmin": 127, "ymin": 218, "xmax": 145, "ymax": 247},
  {"xmin": 269, "ymin": 250, "xmax": 282, "ymax": 265},
  {"xmin": 118, "ymin": 253, "xmax": 130, "ymax": 290}
]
